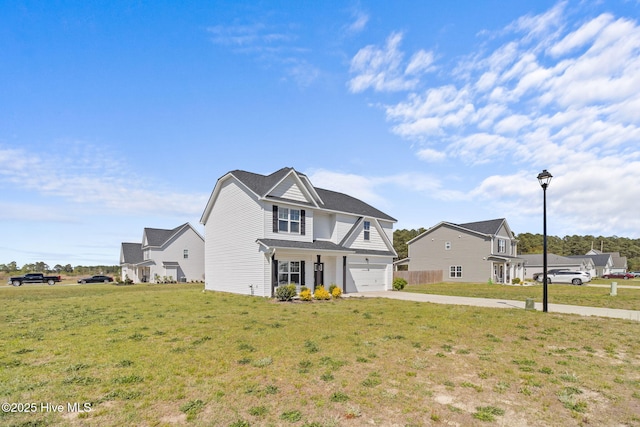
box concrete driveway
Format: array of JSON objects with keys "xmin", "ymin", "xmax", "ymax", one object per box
[{"xmin": 347, "ymin": 291, "xmax": 640, "ymax": 322}]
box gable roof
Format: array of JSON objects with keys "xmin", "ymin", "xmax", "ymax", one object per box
[
  {"xmin": 121, "ymin": 242, "xmax": 143, "ymax": 264},
  {"xmin": 408, "ymin": 218, "xmax": 510, "ymax": 245},
  {"xmin": 142, "ymin": 223, "xmax": 203, "ymax": 248},
  {"xmin": 568, "ymin": 253, "xmax": 612, "ymax": 267},
  {"xmin": 201, "ymin": 167, "xmax": 396, "ymax": 223}
]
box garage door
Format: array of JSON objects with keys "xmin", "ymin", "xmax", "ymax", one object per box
[{"xmin": 348, "ymin": 264, "xmax": 387, "ymax": 292}]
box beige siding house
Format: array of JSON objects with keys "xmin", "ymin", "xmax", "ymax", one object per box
[
  {"xmin": 199, "ymin": 167, "xmax": 397, "ymax": 297},
  {"xmin": 403, "ymin": 218, "xmax": 524, "ymax": 284}
]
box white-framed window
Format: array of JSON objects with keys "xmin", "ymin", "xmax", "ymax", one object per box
[
  {"xmin": 364, "ymin": 221, "xmax": 371, "ymax": 240},
  {"xmin": 445, "ymin": 241, "xmax": 451, "ymax": 250},
  {"xmin": 449, "ymin": 265, "xmax": 462, "ymax": 278},
  {"xmin": 278, "ymin": 208, "xmax": 300, "ymax": 233},
  {"xmin": 183, "ymin": 249, "xmax": 189, "ymax": 259},
  {"xmin": 278, "ymin": 261, "xmax": 301, "ymax": 285},
  {"xmin": 498, "ymin": 239, "xmax": 506, "ymax": 253}
]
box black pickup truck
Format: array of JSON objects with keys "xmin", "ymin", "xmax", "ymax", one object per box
[{"xmin": 8, "ymin": 273, "xmax": 62, "ymax": 286}]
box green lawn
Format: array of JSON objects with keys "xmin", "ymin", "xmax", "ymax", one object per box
[
  {"xmin": 404, "ymin": 281, "xmax": 640, "ymax": 310},
  {"xmin": 1, "ymin": 283, "xmax": 639, "ymax": 426}
]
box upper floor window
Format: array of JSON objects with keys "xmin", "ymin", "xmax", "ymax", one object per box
[
  {"xmin": 183, "ymin": 249, "xmax": 189, "ymax": 259},
  {"xmin": 445, "ymin": 241, "xmax": 451, "ymax": 250},
  {"xmin": 498, "ymin": 239, "xmax": 506, "ymax": 253},
  {"xmin": 364, "ymin": 221, "xmax": 371, "ymax": 240},
  {"xmin": 278, "ymin": 208, "xmax": 300, "ymax": 233}
]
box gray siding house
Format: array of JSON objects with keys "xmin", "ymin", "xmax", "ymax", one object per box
[
  {"xmin": 199, "ymin": 167, "xmax": 397, "ymax": 297},
  {"xmin": 120, "ymin": 223, "xmax": 205, "ymax": 283},
  {"xmin": 403, "ymin": 218, "xmax": 524, "ymax": 283},
  {"xmin": 521, "ymin": 254, "xmax": 596, "ymax": 279}
]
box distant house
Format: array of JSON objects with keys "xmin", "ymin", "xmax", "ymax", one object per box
[
  {"xmin": 400, "ymin": 218, "xmax": 524, "ymax": 284},
  {"xmin": 568, "ymin": 249, "xmax": 627, "ymax": 277},
  {"xmin": 521, "ymin": 254, "xmax": 596, "ymax": 279},
  {"xmin": 199, "ymin": 167, "xmax": 397, "ymax": 296},
  {"xmin": 120, "ymin": 223, "xmax": 204, "ymax": 283}
]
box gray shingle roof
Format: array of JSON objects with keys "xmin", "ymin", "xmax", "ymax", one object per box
[
  {"xmin": 257, "ymin": 238, "xmax": 353, "ymax": 252},
  {"xmin": 257, "ymin": 239, "xmax": 395, "ymax": 257},
  {"xmin": 121, "ymin": 242, "xmax": 143, "ymax": 264},
  {"xmin": 143, "ymin": 223, "xmax": 188, "ymax": 247},
  {"xmin": 230, "ymin": 168, "xmax": 396, "ymax": 221},
  {"xmin": 456, "ymin": 218, "xmax": 506, "ymax": 235}
]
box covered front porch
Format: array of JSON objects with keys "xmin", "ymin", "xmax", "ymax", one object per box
[
  {"xmin": 488, "ymin": 255, "xmax": 524, "ymax": 284},
  {"xmin": 257, "ymin": 238, "xmax": 393, "ymax": 296}
]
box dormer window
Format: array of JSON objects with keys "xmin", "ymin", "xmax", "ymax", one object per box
[{"xmin": 364, "ymin": 221, "xmax": 371, "ymax": 240}]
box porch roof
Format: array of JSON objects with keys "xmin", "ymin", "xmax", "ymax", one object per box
[
  {"xmin": 257, "ymin": 238, "xmax": 355, "ymax": 254},
  {"xmin": 487, "ymin": 254, "xmax": 523, "ymax": 262}
]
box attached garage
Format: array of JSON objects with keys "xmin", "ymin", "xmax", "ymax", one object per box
[{"xmin": 347, "ymin": 262, "xmax": 388, "ymax": 292}]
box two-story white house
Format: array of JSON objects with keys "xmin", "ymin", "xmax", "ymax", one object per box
[
  {"xmin": 199, "ymin": 167, "xmax": 397, "ymax": 296},
  {"xmin": 400, "ymin": 218, "xmax": 524, "ymax": 284},
  {"xmin": 120, "ymin": 223, "xmax": 205, "ymax": 283}
]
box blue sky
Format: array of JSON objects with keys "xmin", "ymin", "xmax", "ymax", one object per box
[{"xmin": 2, "ymin": 1, "xmax": 640, "ymax": 267}]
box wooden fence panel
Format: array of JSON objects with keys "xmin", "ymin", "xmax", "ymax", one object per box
[{"xmin": 393, "ymin": 270, "xmax": 442, "ymax": 285}]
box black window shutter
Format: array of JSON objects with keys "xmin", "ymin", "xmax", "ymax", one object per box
[
  {"xmin": 301, "ymin": 260, "xmax": 305, "ymax": 286},
  {"xmin": 272, "ymin": 205, "xmax": 278, "ymax": 233},
  {"xmin": 300, "ymin": 210, "xmax": 306, "ymax": 235}
]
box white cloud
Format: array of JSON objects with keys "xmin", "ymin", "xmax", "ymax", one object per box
[
  {"xmin": 0, "ymin": 144, "xmax": 207, "ymax": 217},
  {"xmin": 416, "ymin": 148, "xmax": 446, "ymax": 162},
  {"xmin": 349, "ymin": 2, "xmax": 640, "ymax": 236},
  {"xmin": 348, "ymin": 32, "xmax": 435, "ymax": 93},
  {"xmin": 346, "ymin": 10, "xmax": 369, "ymax": 34}
]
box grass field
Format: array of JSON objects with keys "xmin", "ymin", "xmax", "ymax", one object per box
[
  {"xmin": 404, "ymin": 281, "xmax": 640, "ymax": 310},
  {"xmin": 1, "ymin": 283, "xmax": 639, "ymax": 426}
]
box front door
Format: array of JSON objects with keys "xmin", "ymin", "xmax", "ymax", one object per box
[{"xmin": 314, "ymin": 262, "xmax": 324, "ymax": 288}]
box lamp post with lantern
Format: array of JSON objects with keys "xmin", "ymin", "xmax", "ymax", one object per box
[{"xmin": 537, "ymin": 169, "xmax": 553, "ymax": 313}]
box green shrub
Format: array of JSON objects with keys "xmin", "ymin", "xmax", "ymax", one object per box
[
  {"xmin": 512, "ymin": 278, "xmax": 521, "ymax": 284},
  {"xmin": 314, "ymin": 286, "xmax": 331, "ymax": 300},
  {"xmin": 328, "ymin": 283, "xmax": 338, "ymax": 294},
  {"xmin": 392, "ymin": 277, "xmax": 407, "ymax": 291},
  {"xmin": 275, "ymin": 284, "xmax": 297, "ymax": 301}
]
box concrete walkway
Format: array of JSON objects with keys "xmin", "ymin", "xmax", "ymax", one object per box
[{"xmin": 347, "ymin": 291, "xmax": 640, "ymax": 322}]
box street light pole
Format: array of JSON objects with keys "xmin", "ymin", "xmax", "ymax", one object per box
[{"xmin": 537, "ymin": 169, "xmax": 553, "ymax": 313}]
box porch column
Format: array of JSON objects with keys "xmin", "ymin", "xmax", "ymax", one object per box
[
  {"xmin": 342, "ymin": 256, "xmax": 347, "ymax": 293},
  {"xmin": 271, "ymin": 255, "xmax": 277, "ymax": 296}
]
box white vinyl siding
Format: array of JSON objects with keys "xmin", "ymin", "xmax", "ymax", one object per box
[
  {"xmin": 144, "ymin": 226, "xmax": 204, "ymax": 283},
  {"xmin": 313, "ymin": 212, "xmax": 334, "ymax": 241},
  {"xmin": 269, "ymin": 175, "xmax": 308, "ymax": 202},
  {"xmin": 205, "ymin": 179, "xmax": 266, "ymax": 296},
  {"xmin": 348, "ymin": 219, "xmax": 389, "ymax": 251}
]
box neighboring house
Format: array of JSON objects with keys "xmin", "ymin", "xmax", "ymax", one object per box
[
  {"xmin": 401, "ymin": 218, "xmax": 524, "ymax": 284},
  {"xmin": 570, "ymin": 249, "xmax": 626, "ymax": 276},
  {"xmin": 199, "ymin": 167, "xmax": 397, "ymax": 297},
  {"xmin": 120, "ymin": 223, "xmax": 205, "ymax": 283},
  {"xmin": 521, "ymin": 254, "xmax": 596, "ymax": 279}
]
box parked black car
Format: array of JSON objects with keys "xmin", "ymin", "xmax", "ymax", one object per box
[
  {"xmin": 9, "ymin": 273, "xmax": 62, "ymax": 286},
  {"xmin": 77, "ymin": 275, "xmax": 114, "ymax": 284}
]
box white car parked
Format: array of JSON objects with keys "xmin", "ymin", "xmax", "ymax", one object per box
[{"xmin": 536, "ymin": 270, "xmax": 591, "ymax": 286}]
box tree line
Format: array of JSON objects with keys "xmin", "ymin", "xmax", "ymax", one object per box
[
  {"xmin": 393, "ymin": 229, "xmax": 640, "ymax": 271},
  {"xmin": 0, "ymin": 262, "xmax": 120, "ymax": 275}
]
